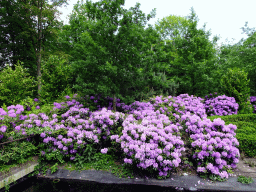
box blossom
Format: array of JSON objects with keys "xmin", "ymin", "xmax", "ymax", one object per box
[
  {"xmin": 0, "ymin": 125, "xmax": 7, "ymax": 133},
  {"xmin": 65, "ymin": 95, "xmax": 71, "ymax": 99},
  {"xmin": 15, "ymin": 125, "xmax": 21, "ymax": 131},
  {"xmin": 34, "ymin": 98, "xmax": 39, "ymax": 102},
  {"xmin": 157, "ymin": 155, "xmax": 163, "ymax": 162},
  {"xmin": 101, "ymin": 148, "xmax": 108, "ymax": 154},
  {"xmin": 197, "ymin": 167, "xmax": 206, "ymax": 173}
]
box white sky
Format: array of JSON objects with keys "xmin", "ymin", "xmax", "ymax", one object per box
[{"xmin": 55, "ymin": 0, "xmax": 256, "ymax": 51}]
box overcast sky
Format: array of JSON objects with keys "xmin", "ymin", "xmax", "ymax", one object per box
[{"xmin": 54, "ymin": 0, "xmax": 256, "ymax": 51}]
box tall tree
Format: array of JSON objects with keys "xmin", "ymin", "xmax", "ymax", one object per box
[
  {"xmin": 154, "ymin": 7, "xmax": 221, "ymax": 98},
  {"xmin": 0, "ymin": 0, "xmax": 37, "ymax": 74},
  {"xmin": 60, "ymin": 0, "xmax": 178, "ymax": 111},
  {"xmin": 0, "ymin": 0, "xmax": 70, "ymax": 99},
  {"xmin": 215, "ymin": 22, "xmax": 256, "ymax": 96}
]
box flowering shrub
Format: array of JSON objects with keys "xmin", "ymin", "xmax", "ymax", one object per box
[
  {"xmin": 203, "ymin": 92, "xmax": 224, "ymax": 103},
  {"xmin": 0, "ymin": 92, "xmax": 243, "ymax": 181},
  {"xmin": 203, "ymin": 95, "xmax": 239, "ymax": 116},
  {"xmin": 179, "ymin": 113, "xmax": 240, "ymax": 180},
  {"xmin": 250, "ymin": 96, "xmax": 256, "ymax": 113},
  {"xmin": 110, "ymin": 102, "xmax": 185, "ymax": 177}
]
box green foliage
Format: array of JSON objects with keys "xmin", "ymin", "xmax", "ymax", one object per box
[
  {"xmin": 237, "ymin": 176, "xmax": 254, "ymax": 184},
  {"xmin": 39, "ymin": 53, "xmax": 76, "ymax": 104},
  {"xmin": 0, "ymin": 0, "xmax": 68, "ymax": 81},
  {"xmin": 154, "ymin": 8, "xmax": 221, "ymax": 98},
  {"xmin": 56, "ymin": 0, "xmax": 179, "ymax": 110},
  {"xmin": 17, "ymin": 95, "xmax": 56, "ymax": 117},
  {"xmin": 216, "ymin": 22, "xmax": 256, "ymax": 97},
  {"xmin": 0, "ymin": 0, "xmax": 37, "ymax": 77},
  {"xmin": 219, "ymin": 67, "xmax": 253, "ymax": 115},
  {"xmin": 236, "ymin": 31, "xmax": 256, "ymax": 96},
  {"xmin": 0, "ymin": 140, "xmax": 39, "ymax": 166},
  {"xmin": 236, "ymin": 133, "xmax": 256, "ymax": 157},
  {"xmin": 0, "ymin": 60, "xmax": 37, "ymax": 107}
]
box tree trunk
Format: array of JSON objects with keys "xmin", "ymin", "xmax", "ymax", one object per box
[
  {"xmin": 37, "ymin": 0, "xmax": 42, "ymax": 99},
  {"xmin": 113, "ymin": 94, "xmax": 116, "ymax": 112}
]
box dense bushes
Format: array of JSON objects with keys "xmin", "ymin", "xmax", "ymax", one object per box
[
  {"xmin": 219, "ymin": 67, "xmax": 253, "ymax": 115},
  {"xmin": 39, "ymin": 53, "xmax": 77, "ymax": 104},
  {"xmin": 0, "ymin": 61, "xmax": 37, "ymax": 107}
]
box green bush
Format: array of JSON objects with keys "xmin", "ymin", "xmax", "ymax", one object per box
[
  {"xmin": 0, "ymin": 60, "xmax": 37, "ymax": 107},
  {"xmin": 39, "ymin": 53, "xmax": 76, "ymax": 104},
  {"xmin": 219, "ymin": 67, "xmax": 254, "ymax": 115},
  {"xmin": 236, "ymin": 126, "xmax": 256, "ymax": 134},
  {"xmin": 236, "ymin": 133, "xmax": 256, "ymax": 157}
]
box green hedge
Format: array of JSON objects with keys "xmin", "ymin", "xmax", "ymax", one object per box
[{"xmin": 236, "ymin": 133, "xmax": 256, "ymax": 157}]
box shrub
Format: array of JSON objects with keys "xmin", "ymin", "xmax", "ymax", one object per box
[
  {"xmin": 236, "ymin": 133, "xmax": 256, "ymax": 157},
  {"xmin": 219, "ymin": 67, "xmax": 253, "ymax": 115},
  {"xmin": 203, "ymin": 95, "xmax": 239, "ymax": 117},
  {"xmin": 39, "ymin": 53, "xmax": 76, "ymax": 104},
  {"xmin": 0, "ymin": 60, "xmax": 37, "ymax": 107}
]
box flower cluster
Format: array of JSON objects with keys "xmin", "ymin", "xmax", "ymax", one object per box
[
  {"xmin": 39, "ymin": 99, "xmax": 127, "ymax": 160},
  {"xmin": 180, "ymin": 111, "xmax": 240, "ymax": 179},
  {"xmin": 250, "ymin": 96, "xmax": 256, "ymax": 113},
  {"xmin": 110, "ymin": 101, "xmax": 185, "ymax": 177},
  {"xmin": 0, "ymin": 104, "xmax": 26, "ymax": 139},
  {"xmin": 203, "ymin": 95, "xmax": 239, "ymax": 116},
  {"xmin": 1, "ymin": 92, "xmax": 244, "ymax": 181}
]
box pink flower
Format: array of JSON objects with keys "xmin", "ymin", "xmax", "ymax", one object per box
[{"xmin": 101, "ymin": 148, "xmax": 108, "ymax": 154}]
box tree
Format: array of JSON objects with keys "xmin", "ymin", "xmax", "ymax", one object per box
[
  {"xmin": 0, "ymin": 0, "xmax": 38, "ymax": 75},
  {"xmin": 59, "ymin": 0, "xmax": 178, "ymax": 111},
  {"xmin": 236, "ymin": 24, "xmax": 256, "ymax": 96},
  {"xmin": 220, "ymin": 67, "xmax": 253, "ymax": 114},
  {"xmin": 0, "ymin": 0, "xmax": 70, "ymax": 100},
  {"xmin": 154, "ymin": 7, "xmax": 221, "ymax": 98},
  {"xmin": 214, "ymin": 22, "xmax": 256, "ymax": 96}
]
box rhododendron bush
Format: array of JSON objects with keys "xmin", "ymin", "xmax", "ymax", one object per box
[{"xmin": 0, "ymin": 93, "xmax": 244, "ymax": 181}]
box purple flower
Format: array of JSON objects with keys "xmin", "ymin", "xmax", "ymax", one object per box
[
  {"xmin": 41, "ymin": 151, "xmax": 45, "ymax": 156},
  {"xmin": 58, "ymin": 135, "xmax": 63, "ymax": 140},
  {"xmin": 34, "ymin": 98, "xmax": 39, "ymax": 102},
  {"xmin": 8, "ymin": 113, "xmax": 16, "ymax": 118},
  {"xmin": 63, "ymin": 146, "xmax": 68, "ymax": 151},
  {"xmin": 101, "ymin": 148, "xmax": 108, "ymax": 154},
  {"xmin": 197, "ymin": 167, "xmax": 206, "ymax": 173},
  {"xmin": 0, "ymin": 125, "xmax": 7, "ymax": 133},
  {"xmin": 124, "ymin": 158, "xmax": 133, "ymax": 164},
  {"xmin": 65, "ymin": 95, "xmax": 71, "ymax": 99},
  {"xmin": 0, "ymin": 108, "xmax": 7, "ymax": 116},
  {"xmin": 157, "ymin": 155, "xmax": 163, "ymax": 162},
  {"xmin": 40, "ymin": 132, "xmax": 46, "ymax": 138}
]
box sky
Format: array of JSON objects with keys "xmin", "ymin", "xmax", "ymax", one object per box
[{"xmin": 54, "ymin": 0, "xmax": 256, "ymax": 51}]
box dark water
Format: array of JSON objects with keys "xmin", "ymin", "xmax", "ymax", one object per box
[{"xmin": 0, "ymin": 175, "xmax": 194, "ymax": 192}]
